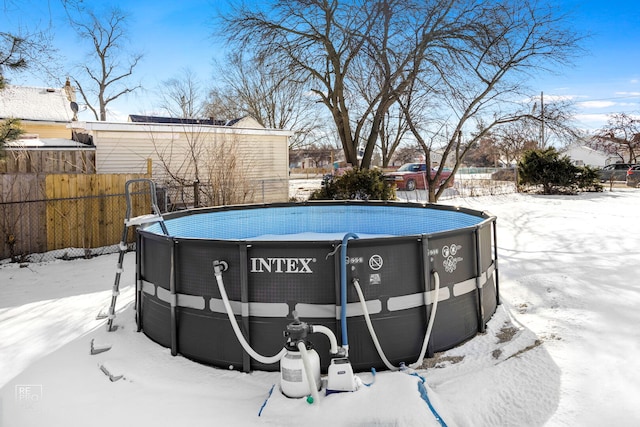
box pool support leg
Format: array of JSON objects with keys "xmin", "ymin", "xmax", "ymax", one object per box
[
  {"xmin": 239, "ymin": 244, "xmax": 251, "ymax": 372},
  {"xmin": 474, "ymin": 226, "xmax": 486, "ymax": 333},
  {"xmin": 493, "ymin": 218, "xmax": 501, "ymax": 306},
  {"xmin": 421, "ymin": 237, "xmax": 435, "ymax": 359},
  {"xmin": 169, "ymin": 239, "xmax": 178, "ymax": 356},
  {"xmin": 135, "ymin": 232, "xmax": 143, "ymax": 332}
]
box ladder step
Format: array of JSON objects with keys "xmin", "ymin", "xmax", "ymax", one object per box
[{"xmin": 126, "ymin": 214, "xmax": 164, "ymax": 226}]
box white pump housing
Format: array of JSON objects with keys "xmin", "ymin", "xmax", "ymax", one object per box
[
  {"xmin": 280, "ymin": 346, "xmax": 321, "ymax": 398},
  {"xmin": 326, "ymin": 357, "xmax": 357, "ymax": 393}
]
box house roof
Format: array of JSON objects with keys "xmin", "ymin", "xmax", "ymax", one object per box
[
  {"xmin": 127, "ymin": 114, "xmax": 263, "ymax": 128},
  {"xmin": 128, "ymin": 115, "xmax": 228, "ymax": 126},
  {"xmin": 0, "ymin": 85, "xmax": 76, "ymax": 122}
]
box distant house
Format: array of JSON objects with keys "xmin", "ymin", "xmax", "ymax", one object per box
[
  {"xmin": 2, "ymin": 86, "xmax": 292, "ymax": 203},
  {"xmin": 563, "ymin": 143, "xmax": 610, "ymax": 168},
  {"xmin": 0, "ymin": 83, "xmax": 95, "ymax": 173},
  {"xmin": 0, "ymin": 82, "xmax": 77, "ymax": 139},
  {"xmin": 70, "ymin": 117, "xmax": 292, "ymax": 203}
]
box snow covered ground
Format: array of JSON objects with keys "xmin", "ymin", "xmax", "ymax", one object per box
[{"xmin": 1, "ymin": 184, "xmax": 639, "ymax": 426}]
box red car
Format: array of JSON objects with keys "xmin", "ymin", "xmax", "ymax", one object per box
[
  {"xmin": 626, "ymin": 165, "xmax": 640, "ymax": 187},
  {"xmin": 384, "ymin": 163, "xmax": 454, "ymax": 191}
]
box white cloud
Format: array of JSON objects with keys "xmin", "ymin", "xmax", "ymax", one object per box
[
  {"xmin": 614, "ymin": 91, "xmax": 640, "ymax": 96},
  {"xmin": 573, "ymin": 113, "xmax": 610, "ymax": 130},
  {"xmin": 576, "ymin": 100, "xmax": 616, "ymax": 109}
]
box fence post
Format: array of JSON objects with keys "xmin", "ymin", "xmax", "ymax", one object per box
[{"xmin": 193, "ymin": 180, "xmax": 200, "ymax": 208}]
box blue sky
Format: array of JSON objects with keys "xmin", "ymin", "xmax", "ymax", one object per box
[
  {"xmin": 530, "ymin": 0, "xmax": 640, "ymax": 131},
  {"xmin": 3, "ymin": 0, "xmax": 640, "ymax": 131}
]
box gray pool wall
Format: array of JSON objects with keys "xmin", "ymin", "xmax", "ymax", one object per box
[{"xmin": 136, "ymin": 201, "xmax": 499, "ymax": 372}]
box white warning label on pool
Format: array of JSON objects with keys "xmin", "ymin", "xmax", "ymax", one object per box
[
  {"xmin": 369, "ymin": 254, "xmax": 383, "ymax": 271},
  {"xmin": 442, "ymin": 244, "xmax": 463, "ymax": 273}
]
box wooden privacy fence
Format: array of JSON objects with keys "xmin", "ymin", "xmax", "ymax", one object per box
[
  {"xmin": 0, "ymin": 149, "xmax": 96, "ymax": 173},
  {"xmin": 1, "ymin": 173, "xmax": 150, "ymax": 261}
]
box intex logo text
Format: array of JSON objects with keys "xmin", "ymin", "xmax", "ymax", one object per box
[{"xmin": 250, "ymin": 257, "xmax": 316, "ymax": 273}]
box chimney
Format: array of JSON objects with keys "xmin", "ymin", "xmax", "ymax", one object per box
[{"xmin": 63, "ymin": 77, "xmax": 76, "ymax": 102}]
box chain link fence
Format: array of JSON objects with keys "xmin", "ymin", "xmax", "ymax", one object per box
[
  {"xmin": 1, "ymin": 178, "xmax": 289, "ymax": 263},
  {"xmin": 1, "ymin": 172, "xmax": 516, "ymax": 263},
  {"xmin": 1, "ymin": 191, "xmax": 143, "ymax": 263}
]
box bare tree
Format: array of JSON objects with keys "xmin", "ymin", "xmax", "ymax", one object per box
[
  {"xmin": 396, "ymin": 2, "xmax": 580, "ymax": 202},
  {"xmin": 0, "ymin": 32, "xmax": 28, "ymax": 89},
  {"xmin": 223, "ymin": 0, "xmax": 450, "ymax": 168},
  {"xmin": 147, "ymin": 125, "xmax": 256, "ymax": 208},
  {"xmin": 204, "ymin": 135, "xmax": 255, "ymax": 206},
  {"xmin": 0, "ymin": 20, "xmax": 60, "ymax": 88},
  {"xmin": 392, "ymin": 145, "xmax": 422, "ymax": 166},
  {"xmin": 157, "ymin": 68, "xmax": 206, "ymax": 119},
  {"xmin": 493, "ymin": 121, "xmax": 541, "ymax": 166},
  {"xmin": 206, "ymin": 52, "xmax": 325, "ymax": 149},
  {"xmin": 66, "ymin": 6, "xmax": 142, "ymax": 121},
  {"xmin": 378, "ymin": 105, "xmax": 412, "ymax": 168},
  {"xmin": 591, "ymin": 112, "xmax": 640, "ymax": 163},
  {"xmin": 1, "ymin": 6, "xmax": 59, "ymax": 144},
  {"xmin": 205, "ymin": 87, "xmax": 245, "ymax": 123},
  {"xmin": 464, "ymin": 134, "xmax": 500, "ymax": 167},
  {"xmin": 223, "ymin": 0, "xmax": 581, "ymax": 196}
]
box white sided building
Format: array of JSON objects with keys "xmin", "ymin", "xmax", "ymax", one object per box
[{"xmin": 70, "ymin": 117, "xmax": 292, "ymax": 203}]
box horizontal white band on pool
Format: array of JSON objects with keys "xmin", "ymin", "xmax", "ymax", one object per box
[
  {"xmin": 387, "ymin": 292, "xmax": 422, "ymax": 311},
  {"xmin": 336, "ymin": 300, "xmax": 382, "ymax": 317},
  {"xmin": 244, "ymin": 302, "xmax": 289, "ymax": 317},
  {"xmin": 178, "ymin": 294, "xmax": 206, "ymax": 310},
  {"xmin": 210, "ymin": 298, "xmax": 241, "ymax": 315},
  {"xmin": 208, "ymin": 299, "xmax": 289, "ymax": 317},
  {"xmin": 142, "ymin": 264, "xmax": 494, "ymax": 316},
  {"xmin": 294, "ymin": 301, "xmax": 383, "ymax": 318},
  {"xmin": 155, "ymin": 286, "xmax": 206, "ymax": 310},
  {"xmin": 453, "ymin": 278, "xmax": 476, "ymax": 297},
  {"xmin": 387, "ymin": 287, "xmax": 452, "ymax": 312},
  {"xmin": 294, "ymin": 303, "xmax": 334, "ymax": 318},
  {"xmin": 142, "ymin": 280, "xmax": 156, "ymax": 296},
  {"xmin": 451, "ymin": 263, "xmax": 496, "ymax": 297}
]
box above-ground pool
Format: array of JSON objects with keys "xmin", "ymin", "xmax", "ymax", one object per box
[{"xmin": 135, "ymin": 201, "xmax": 499, "ymax": 372}]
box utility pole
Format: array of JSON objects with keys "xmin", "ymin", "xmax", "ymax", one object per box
[{"xmin": 540, "ymin": 91, "xmax": 545, "ymax": 148}]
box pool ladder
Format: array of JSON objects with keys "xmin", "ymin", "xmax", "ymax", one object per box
[{"xmin": 101, "ymin": 179, "xmax": 168, "ymax": 332}]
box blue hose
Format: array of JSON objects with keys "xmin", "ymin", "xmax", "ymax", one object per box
[
  {"xmin": 258, "ymin": 384, "xmax": 275, "ymax": 417},
  {"xmin": 340, "ymin": 233, "xmax": 359, "ymax": 352},
  {"xmin": 410, "ymin": 373, "xmax": 448, "ymax": 427}
]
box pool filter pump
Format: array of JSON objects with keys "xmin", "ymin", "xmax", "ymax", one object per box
[
  {"xmin": 280, "ymin": 317, "xmax": 321, "ymax": 399},
  {"xmin": 280, "ymin": 313, "xmax": 358, "ymax": 399}
]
